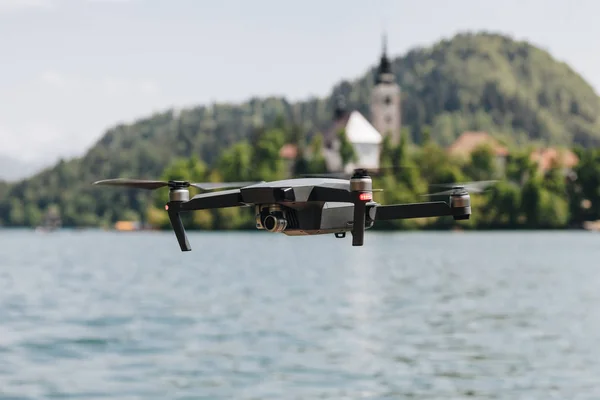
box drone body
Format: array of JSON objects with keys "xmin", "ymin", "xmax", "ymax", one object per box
[{"xmin": 94, "ymin": 169, "xmax": 478, "ymax": 252}]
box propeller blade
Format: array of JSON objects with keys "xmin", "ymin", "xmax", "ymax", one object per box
[
  {"xmin": 94, "ymin": 178, "xmax": 263, "ymax": 191},
  {"xmin": 429, "ymin": 180, "xmax": 498, "ymax": 193},
  {"xmin": 421, "ymin": 180, "xmax": 498, "ymax": 197},
  {"xmin": 189, "ymin": 181, "xmax": 261, "ymax": 190},
  {"xmin": 300, "ymin": 172, "xmax": 349, "ymax": 179},
  {"xmin": 300, "ymin": 166, "xmax": 416, "ymax": 179},
  {"xmin": 420, "ymin": 189, "xmax": 456, "ymax": 197},
  {"xmin": 93, "ymin": 178, "xmax": 169, "ymax": 190}
]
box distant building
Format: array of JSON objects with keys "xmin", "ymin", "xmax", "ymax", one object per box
[
  {"xmin": 447, "ymin": 131, "xmax": 509, "ymax": 158},
  {"xmin": 529, "ymin": 147, "xmax": 579, "ymax": 175},
  {"xmin": 322, "ymin": 96, "xmax": 382, "ymax": 173},
  {"xmin": 447, "ymin": 132, "xmax": 580, "ymax": 179},
  {"xmin": 35, "ymin": 205, "xmax": 62, "ymax": 233},
  {"xmin": 447, "ymin": 131, "xmax": 509, "ymax": 173},
  {"xmin": 320, "ymin": 34, "xmax": 402, "ymax": 173},
  {"xmin": 114, "ymin": 220, "xmax": 142, "ymax": 231},
  {"xmin": 370, "ymin": 33, "xmax": 402, "ymax": 145},
  {"xmin": 278, "ymin": 33, "xmax": 402, "ymax": 175},
  {"xmin": 279, "ymin": 143, "xmax": 298, "ymax": 176}
]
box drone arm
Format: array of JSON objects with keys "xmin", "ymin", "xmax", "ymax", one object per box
[
  {"xmin": 309, "ymin": 187, "xmax": 352, "ymax": 202},
  {"xmin": 179, "ymin": 189, "xmax": 245, "ymax": 211},
  {"xmin": 372, "ymin": 201, "xmax": 452, "ymax": 220}
]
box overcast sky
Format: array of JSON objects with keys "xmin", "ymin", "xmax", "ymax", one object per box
[{"xmin": 1, "ymin": 0, "xmax": 598, "ymax": 168}]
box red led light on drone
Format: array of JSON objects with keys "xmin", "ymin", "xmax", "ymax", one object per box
[
  {"xmin": 359, "ymin": 192, "xmax": 372, "ymax": 201},
  {"xmin": 165, "ymin": 204, "xmax": 169, "ymax": 210}
]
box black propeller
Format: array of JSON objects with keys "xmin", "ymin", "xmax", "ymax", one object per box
[
  {"xmin": 422, "ymin": 180, "xmax": 498, "ymax": 196},
  {"xmin": 93, "ymin": 178, "xmax": 261, "ymax": 191},
  {"xmin": 301, "ymin": 165, "xmax": 415, "ymax": 179}
]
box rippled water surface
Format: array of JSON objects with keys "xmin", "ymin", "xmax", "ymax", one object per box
[{"xmin": 1, "ymin": 229, "xmax": 600, "ymax": 399}]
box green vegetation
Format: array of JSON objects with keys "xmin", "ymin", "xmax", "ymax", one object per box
[{"xmin": 1, "ymin": 31, "xmax": 600, "ymax": 230}]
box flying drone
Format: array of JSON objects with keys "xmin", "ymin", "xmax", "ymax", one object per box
[{"xmin": 93, "ymin": 168, "xmax": 494, "ymax": 252}]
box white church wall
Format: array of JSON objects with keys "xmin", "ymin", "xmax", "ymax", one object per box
[{"xmin": 349, "ymin": 142, "xmax": 380, "ymax": 171}]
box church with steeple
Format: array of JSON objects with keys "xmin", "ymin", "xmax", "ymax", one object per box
[
  {"xmin": 370, "ymin": 33, "xmax": 402, "ymax": 145},
  {"xmin": 321, "ymin": 33, "xmax": 402, "ymax": 173}
]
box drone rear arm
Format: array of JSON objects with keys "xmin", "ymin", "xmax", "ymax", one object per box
[
  {"xmin": 180, "ymin": 189, "xmax": 246, "ymax": 211},
  {"xmin": 372, "ymin": 201, "xmax": 453, "ymax": 220}
]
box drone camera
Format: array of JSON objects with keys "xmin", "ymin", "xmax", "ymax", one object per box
[
  {"xmin": 255, "ymin": 204, "xmax": 289, "ymax": 232},
  {"xmin": 263, "ymin": 214, "xmax": 288, "ymax": 232}
]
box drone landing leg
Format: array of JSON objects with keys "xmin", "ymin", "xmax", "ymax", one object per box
[
  {"xmin": 167, "ymin": 202, "xmax": 191, "ymax": 252},
  {"xmin": 351, "ymin": 193, "xmax": 366, "ymax": 246}
]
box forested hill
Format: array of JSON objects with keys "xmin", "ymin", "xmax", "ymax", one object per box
[{"xmin": 1, "ymin": 31, "xmax": 600, "ymax": 227}]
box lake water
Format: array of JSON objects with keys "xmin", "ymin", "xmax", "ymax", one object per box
[{"xmin": 1, "ymin": 229, "xmax": 600, "ymax": 399}]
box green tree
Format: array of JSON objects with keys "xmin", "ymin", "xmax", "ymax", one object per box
[
  {"xmin": 485, "ymin": 181, "xmax": 522, "ymax": 227},
  {"xmin": 251, "ymin": 128, "xmax": 287, "ymax": 181},
  {"xmin": 338, "ymin": 128, "xmax": 357, "ymax": 167},
  {"xmin": 466, "ymin": 143, "xmax": 498, "ymax": 181},
  {"xmin": 379, "ymin": 135, "xmax": 394, "ymax": 168},
  {"xmin": 217, "ymin": 141, "xmax": 254, "ymax": 181},
  {"xmin": 306, "ymin": 134, "xmax": 328, "ymax": 174}
]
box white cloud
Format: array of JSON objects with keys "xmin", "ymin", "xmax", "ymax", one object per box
[
  {"xmin": 39, "ymin": 71, "xmax": 160, "ymax": 96},
  {"xmin": 99, "ymin": 77, "xmax": 160, "ymax": 96},
  {"xmin": 0, "ymin": 0, "xmax": 138, "ymax": 12},
  {"xmin": 139, "ymin": 80, "xmax": 159, "ymax": 95},
  {"xmin": 0, "ymin": 122, "xmax": 67, "ymax": 163},
  {"xmin": 0, "ymin": 71, "xmax": 163, "ymax": 163},
  {"xmin": 0, "ymin": 0, "xmax": 53, "ymax": 11},
  {"xmin": 40, "ymin": 70, "xmax": 69, "ymax": 87},
  {"xmin": 100, "ymin": 77, "xmax": 127, "ymax": 95},
  {"xmin": 86, "ymin": 0, "xmax": 139, "ymax": 3}
]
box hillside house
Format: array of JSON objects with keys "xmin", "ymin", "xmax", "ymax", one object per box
[
  {"xmin": 529, "ymin": 147, "xmax": 579, "ymax": 176},
  {"xmin": 447, "ymin": 131, "xmax": 510, "ymax": 173},
  {"xmin": 279, "ymin": 143, "xmax": 298, "ymax": 176}
]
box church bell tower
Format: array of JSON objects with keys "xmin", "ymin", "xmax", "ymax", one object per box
[{"xmin": 370, "ymin": 33, "xmax": 401, "ymax": 144}]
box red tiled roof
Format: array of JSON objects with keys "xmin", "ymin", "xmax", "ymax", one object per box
[
  {"xmin": 530, "ymin": 148, "xmax": 579, "ymax": 172},
  {"xmin": 447, "ymin": 131, "xmax": 509, "ymax": 157},
  {"xmin": 279, "ymin": 143, "xmax": 298, "ymax": 159}
]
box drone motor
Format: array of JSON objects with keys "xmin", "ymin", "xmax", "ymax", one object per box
[
  {"xmin": 349, "ymin": 170, "xmax": 373, "ymax": 193},
  {"xmin": 169, "ymin": 187, "xmax": 190, "ymax": 202},
  {"xmin": 450, "ymin": 192, "xmax": 471, "ymax": 220}
]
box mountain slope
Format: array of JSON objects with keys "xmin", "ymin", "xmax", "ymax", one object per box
[
  {"xmin": 395, "ymin": 32, "xmax": 600, "ymax": 146},
  {"xmin": 1, "ymin": 31, "xmax": 600, "ymax": 227}
]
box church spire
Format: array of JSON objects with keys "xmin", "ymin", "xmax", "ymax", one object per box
[
  {"xmin": 333, "ymin": 93, "xmax": 347, "ymax": 120},
  {"xmin": 375, "ymin": 31, "xmax": 393, "ymax": 84}
]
